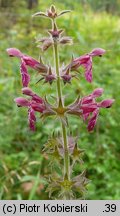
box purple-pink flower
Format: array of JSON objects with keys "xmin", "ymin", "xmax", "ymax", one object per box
[
  {"xmin": 86, "ymin": 98, "xmax": 114, "ymax": 131},
  {"xmin": 81, "ymin": 89, "xmax": 114, "ymax": 131},
  {"xmin": 68, "ymin": 88, "xmax": 114, "ymax": 131},
  {"xmin": 14, "ymin": 88, "xmax": 46, "ymax": 131},
  {"xmin": 7, "ymin": 48, "xmax": 48, "ymax": 87},
  {"xmin": 65, "ymin": 48, "xmax": 106, "ymax": 83}
]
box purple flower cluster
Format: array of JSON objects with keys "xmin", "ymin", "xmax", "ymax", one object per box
[
  {"xmin": 7, "ymin": 32, "xmax": 114, "ymax": 132},
  {"xmin": 68, "ymin": 88, "xmax": 114, "ymax": 131},
  {"xmin": 14, "ymin": 88, "xmax": 46, "ymax": 131},
  {"xmin": 7, "ymin": 48, "xmax": 48, "ymax": 87},
  {"xmin": 64, "ymin": 48, "xmax": 106, "ymax": 83}
]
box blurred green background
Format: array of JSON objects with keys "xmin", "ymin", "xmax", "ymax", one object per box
[{"xmin": 0, "ymin": 0, "xmax": 120, "ymax": 200}]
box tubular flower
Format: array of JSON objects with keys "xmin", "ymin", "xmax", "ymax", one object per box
[
  {"xmin": 68, "ymin": 88, "xmax": 114, "ymax": 131},
  {"xmin": 7, "ymin": 48, "xmax": 48, "ymax": 87},
  {"xmin": 64, "ymin": 48, "xmax": 106, "ymax": 83},
  {"xmin": 14, "ymin": 88, "xmax": 46, "ymax": 131},
  {"xmin": 87, "ymin": 98, "xmax": 114, "ymax": 131},
  {"xmin": 22, "ymin": 87, "xmax": 44, "ymax": 104}
]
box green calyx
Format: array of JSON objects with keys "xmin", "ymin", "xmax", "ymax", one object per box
[{"xmin": 52, "ymin": 106, "xmax": 68, "ymax": 116}]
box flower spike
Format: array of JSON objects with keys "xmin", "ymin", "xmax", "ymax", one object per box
[{"xmin": 7, "ymin": 5, "xmax": 115, "ymax": 200}]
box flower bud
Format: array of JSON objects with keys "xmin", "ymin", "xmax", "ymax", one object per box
[
  {"xmin": 92, "ymin": 88, "xmax": 104, "ymax": 98},
  {"xmin": 22, "ymin": 87, "xmax": 33, "ymax": 96},
  {"xmin": 14, "ymin": 97, "xmax": 30, "ymax": 107},
  {"xmin": 47, "ymin": 5, "xmax": 57, "ymax": 18},
  {"xmin": 32, "ymin": 6, "xmax": 71, "ymax": 21},
  {"xmin": 45, "ymin": 74, "xmax": 56, "ymax": 84},
  {"xmin": 61, "ymin": 68, "xmax": 73, "ymax": 84},
  {"xmin": 7, "ymin": 48, "xmax": 22, "ymax": 57},
  {"xmin": 48, "ymin": 22, "xmax": 63, "ymax": 40},
  {"xmin": 41, "ymin": 67, "xmax": 56, "ymax": 85},
  {"xmin": 99, "ymin": 99, "xmax": 115, "ymax": 108},
  {"xmin": 61, "ymin": 74, "xmax": 72, "ymax": 84},
  {"xmin": 90, "ymin": 48, "xmax": 106, "ymax": 57}
]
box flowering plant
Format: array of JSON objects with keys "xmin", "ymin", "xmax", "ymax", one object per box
[{"xmin": 7, "ymin": 5, "xmax": 114, "ymax": 199}]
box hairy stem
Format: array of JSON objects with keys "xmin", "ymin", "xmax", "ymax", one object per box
[
  {"xmin": 62, "ymin": 122, "xmax": 70, "ymax": 179},
  {"xmin": 53, "ymin": 42, "xmax": 62, "ymax": 101},
  {"xmin": 53, "ymin": 40, "xmax": 70, "ymax": 180}
]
